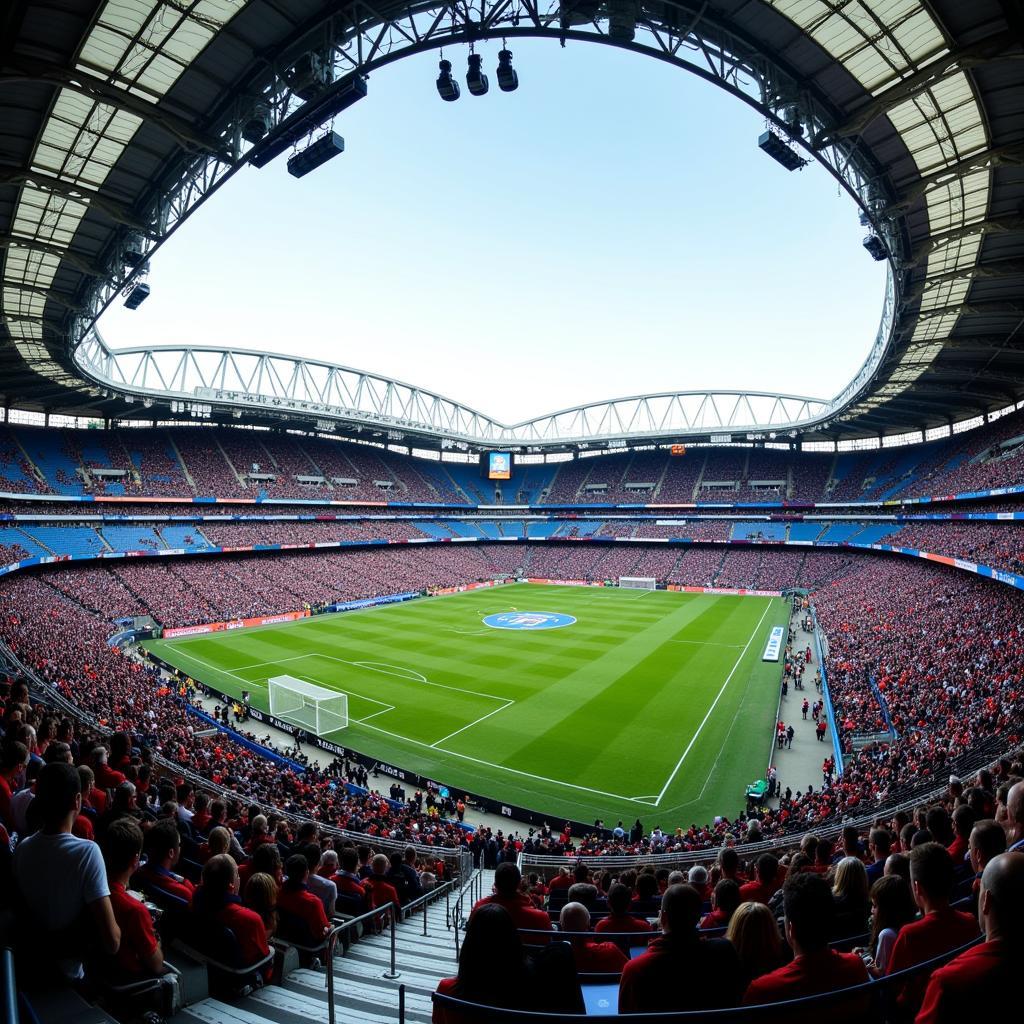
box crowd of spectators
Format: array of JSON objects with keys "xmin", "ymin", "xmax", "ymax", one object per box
[
  {"xmin": 4, "ymin": 410, "xmax": 1024, "ymax": 506},
  {"xmin": 435, "ymin": 838, "xmax": 1024, "ymax": 1020}
]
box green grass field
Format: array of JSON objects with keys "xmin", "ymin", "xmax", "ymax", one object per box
[{"xmin": 143, "ymin": 584, "xmax": 788, "ymax": 826}]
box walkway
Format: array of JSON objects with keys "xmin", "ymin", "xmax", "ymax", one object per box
[{"xmin": 767, "ymin": 606, "xmax": 837, "ymax": 807}]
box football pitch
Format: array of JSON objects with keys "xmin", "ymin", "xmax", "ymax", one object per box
[{"xmin": 143, "ymin": 584, "xmax": 789, "ymax": 826}]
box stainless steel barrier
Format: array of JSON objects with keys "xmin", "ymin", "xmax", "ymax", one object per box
[{"xmin": 324, "ymin": 880, "xmax": 454, "ymax": 1024}]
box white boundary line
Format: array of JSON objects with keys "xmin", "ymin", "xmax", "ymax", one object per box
[
  {"xmin": 667, "ymin": 639, "xmax": 745, "ymax": 649},
  {"xmin": 429, "ymin": 700, "xmax": 515, "ymax": 748},
  {"xmin": 652, "ymin": 601, "xmax": 774, "ymax": 806}
]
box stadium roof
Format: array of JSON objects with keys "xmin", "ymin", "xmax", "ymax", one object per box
[{"xmin": 1, "ymin": 0, "xmax": 1022, "ymax": 451}]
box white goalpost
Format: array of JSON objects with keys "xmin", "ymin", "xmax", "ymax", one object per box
[
  {"xmin": 620, "ymin": 576, "xmax": 657, "ymax": 590},
  {"xmin": 268, "ymin": 675, "xmax": 348, "ymax": 736}
]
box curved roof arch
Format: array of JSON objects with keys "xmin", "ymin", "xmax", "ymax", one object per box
[{"xmin": 1, "ymin": 0, "xmax": 1022, "ymax": 446}]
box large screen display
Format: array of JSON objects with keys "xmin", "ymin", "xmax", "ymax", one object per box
[{"xmin": 487, "ymin": 451, "xmax": 512, "ymax": 480}]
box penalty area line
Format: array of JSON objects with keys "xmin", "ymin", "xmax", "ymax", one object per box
[
  {"xmin": 652, "ymin": 601, "xmax": 774, "ymax": 807},
  {"xmin": 429, "ymin": 699, "xmax": 515, "ymax": 748}
]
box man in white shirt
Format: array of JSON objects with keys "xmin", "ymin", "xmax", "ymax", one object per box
[{"xmin": 13, "ymin": 762, "xmax": 121, "ymax": 979}]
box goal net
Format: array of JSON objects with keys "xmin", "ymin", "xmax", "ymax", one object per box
[
  {"xmin": 620, "ymin": 576, "xmax": 657, "ymax": 590},
  {"xmin": 268, "ymin": 675, "xmax": 348, "ymax": 736}
]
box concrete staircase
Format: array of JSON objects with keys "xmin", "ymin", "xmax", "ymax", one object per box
[{"xmin": 172, "ymin": 873, "xmax": 492, "ymax": 1024}]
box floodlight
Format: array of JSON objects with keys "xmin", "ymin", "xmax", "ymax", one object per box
[
  {"xmin": 757, "ymin": 129, "xmax": 808, "ymax": 171},
  {"xmin": 437, "ymin": 59, "xmax": 460, "ymax": 101},
  {"xmin": 496, "ymin": 50, "xmax": 518, "ymax": 92},
  {"xmin": 287, "ymin": 131, "xmax": 345, "ymax": 179},
  {"xmin": 123, "ymin": 283, "xmax": 150, "ymax": 310},
  {"xmin": 862, "ymin": 233, "xmax": 888, "ymax": 261},
  {"xmin": 242, "ymin": 103, "xmax": 271, "ymax": 144},
  {"xmin": 466, "ymin": 53, "xmax": 489, "ymax": 96}
]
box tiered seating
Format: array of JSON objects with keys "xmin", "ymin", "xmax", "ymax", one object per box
[
  {"xmin": 731, "ymin": 521, "xmax": 787, "ymax": 541},
  {"xmin": 24, "ymin": 525, "xmax": 107, "ymax": 557},
  {"xmin": 101, "ymin": 524, "xmax": 165, "ymax": 551}
]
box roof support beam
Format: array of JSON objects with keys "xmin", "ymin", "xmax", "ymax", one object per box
[
  {"xmin": 0, "ymin": 234, "xmax": 107, "ymax": 279},
  {"xmin": 816, "ymin": 29, "xmax": 1023, "ymax": 143},
  {"xmin": 886, "ymin": 144, "xmax": 1024, "ymax": 214},
  {"xmin": 0, "ymin": 58, "xmax": 231, "ymax": 158},
  {"xmin": 0, "ymin": 166, "xmax": 156, "ymax": 235},
  {"xmin": 902, "ymin": 260, "xmax": 1024, "ymax": 303},
  {"xmin": 906, "ymin": 216, "xmax": 1024, "ymax": 267}
]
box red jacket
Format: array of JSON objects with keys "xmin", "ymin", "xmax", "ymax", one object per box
[
  {"xmin": 887, "ymin": 907, "xmax": 980, "ymax": 1013},
  {"xmin": 472, "ymin": 893, "xmax": 552, "ymax": 937},
  {"xmin": 916, "ymin": 939, "xmax": 1005, "ymax": 1024},
  {"xmin": 277, "ymin": 883, "xmax": 330, "ymax": 941},
  {"xmin": 744, "ymin": 949, "xmax": 869, "ymax": 1005},
  {"xmin": 571, "ymin": 938, "xmax": 627, "ymax": 973}
]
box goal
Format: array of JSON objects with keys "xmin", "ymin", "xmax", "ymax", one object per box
[
  {"xmin": 620, "ymin": 576, "xmax": 657, "ymax": 590},
  {"xmin": 268, "ymin": 675, "xmax": 348, "ymax": 736}
]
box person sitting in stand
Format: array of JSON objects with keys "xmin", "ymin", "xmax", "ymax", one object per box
[
  {"xmin": 12, "ymin": 762, "xmax": 121, "ymax": 981},
  {"xmin": 433, "ymin": 904, "xmax": 539, "ymax": 1023},
  {"xmin": 743, "ymin": 872, "xmax": 869, "ymax": 1005},
  {"xmin": 618, "ymin": 884, "xmax": 743, "ymax": 1013},
  {"xmin": 362, "ymin": 852, "xmax": 402, "ymax": 926},
  {"xmin": 886, "ymin": 842, "xmax": 980, "ymax": 1015},
  {"xmin": 559, "ymin": 902, "xmax": 628, "ymax": 973},
  {"xmin": 472, "ymin": 862, "xmax": 553, "ymax": 938},
  {"xmin": 100, "ymin": 818, "xmax": 166, "ymax": 979},
  {"xmin": 917, "ymin": 852, "xmax": 1023, "ymax": 1024},
  {"xmin": 966, "ymin": 820, "xmax": 1006, "ymax": 905},
  {"xmin": 276, "ymin": 854, "xmax": 330, "ymax": 953},
  {"xmin": 595, "ymin": 882, "xmax": 654, "ymax": 948},
  {"xmin": 330, "ymin": 846, "xmax": 369, "ymax": 915},
  {"xmin": 726, "ymin": 901, "xmax": 784, "ymax": 988},
  {"xmin": 700, "ymin": 879, "xmax": 741, "ymax": 931},
  {"xmin": 191, "ymin": 854, "xmax": 270, "ymax": 976},
  {"xmin": 739, "ymin": 854, "xmax": 782, "ymax": 905},
  {"xmin": 137, "ymin": 819, "xmax": 195, "ymax": 903}
]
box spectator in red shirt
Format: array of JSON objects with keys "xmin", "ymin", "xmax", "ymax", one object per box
[
  {"xmin": 276, "ymin": 853, "xmax": 330, "ymax": 951},
  {"xmin": 917, "ymin": 852, "xmax": 1023, "ymax": 1024},
  {"xmin": 559, "ymin": 902, "xmax": 628, "ymax": 973},
  {"xmin": 595, "ymin": 882, "xmax": 654, "ymax": 945},
  {"xmin": 699, "ymin": 879, "xmax": 741, "ymax": 931},
  {"xmin": 472, "ymin": 862, "xmax": 553, "ymax": 938},
  {"xmin": 331, "ymin": 845, "xmax": 369, "ymax": 915},
  {"xmin": 887, "ymin": 842, "xmax": 980, "ymax": 1015},
  {"xmin": 717, "ymin": 847, "xmax": 746, "ymax": 885},
  {"xmin": 744, "ymin": 872, "xmax": 869, "ymax": 1006},
  {"xmin": 363, "ymin": 852, "xmax": 401, "ymax": 920},
  {"xmin": 739, "ymin": 854, "xmax": 781, "ymax": 905},
  {"xmin": 90, "ymin": 745, "xmax": 126, "ymax": 792},
  {"xmin": 0, "ymin": 739, "xmax": 28, "ymax": 829},
  {"xmin": 192, "ymin": 854, "xmax": 270, "ymax": 969},
  {"xmin": 967, "ymin": 820, "xmax": 1006, "ymax": 902},
  {"xmin": 946, "ymin": 805, "xmax": 975, "ymax": 866},
  {"xmin": 100, "ymin": 817, "xmax": 165, "ymax": 978},
  {"xmin": 137, "ymin": 819, "xmax": 195, "ymax": 903},
  {"xmin": 618, "ymin": 884, "xmax": 743, "ymax": 1013}
]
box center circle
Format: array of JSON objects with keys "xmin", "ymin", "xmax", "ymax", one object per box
[{"xmin": 483, "ymin": 611, "xmax": 576, "ymax": 631}]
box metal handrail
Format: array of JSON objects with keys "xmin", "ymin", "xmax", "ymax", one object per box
[
  {"xmin": 1, "ymin": 948, "xmax": 17, "ymax": 1024},
  {"xmin": 324, "ymin": 881, "xmax": 454, "ymax": 1024},
  {"xmin": 450, "ymin": 868, "xmax": 485, "ymax": 959}
]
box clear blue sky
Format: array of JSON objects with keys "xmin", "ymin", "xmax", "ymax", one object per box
[{"xmin": 98, "ymin": 40, "xmax": 887, "ymax": 424}]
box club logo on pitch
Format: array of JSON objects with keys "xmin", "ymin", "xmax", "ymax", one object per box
[{"xmin": 483, "ymin": 611, "xmax": 576, "ymax": 630}]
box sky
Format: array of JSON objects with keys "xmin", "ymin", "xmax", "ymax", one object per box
[{"xmin": 97, "ymin": 40, "xmax": 887, "ymax": 425}]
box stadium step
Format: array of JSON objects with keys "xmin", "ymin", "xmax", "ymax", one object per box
[{"xmin": 172, "ymin": 905, "xmax": 459, "ymax": 1024}]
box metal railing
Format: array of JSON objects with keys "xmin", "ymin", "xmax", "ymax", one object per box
[
  {"xmin": 450, "ymin": 867, "xmax": 487, "ymax": 958},
  {"xmin": 324, "ymin": 880, "xmax": 454, "ymax": 1024},
  {"xmin": 426, "ymin": 935, "xmax": 983, "ymax": 1023}
]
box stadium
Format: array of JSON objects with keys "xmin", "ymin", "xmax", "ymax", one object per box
[{"xmin": 0, "ymin": 1, "xmax": 1022, "ymax": 1022}]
